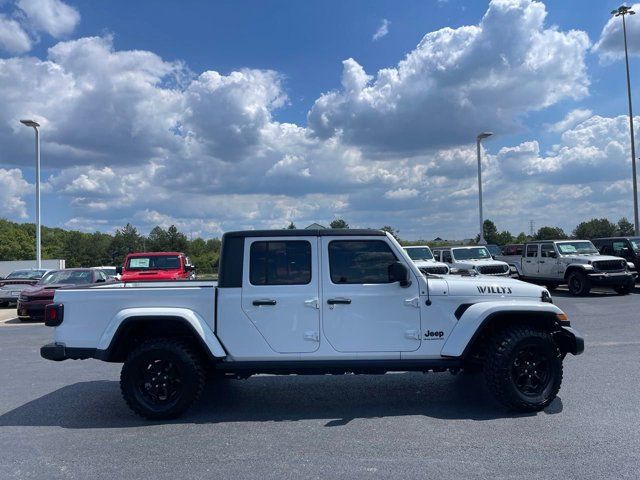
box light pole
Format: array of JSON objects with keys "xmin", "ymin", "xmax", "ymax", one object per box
[
  {"xmin": 20, "ymin": 119, "xmax": 41, "ymax": 269},
  {"xmin": 476, "ymin": 132, "xmax": 493, "ymax": 245},
  {"xmin": 611, "ymin": 5, "xmax": 639, "ymax": 235}
]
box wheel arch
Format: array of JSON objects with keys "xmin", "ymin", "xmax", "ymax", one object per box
[
  {"xmin": 563, "ymin": 265, "xmax": 588, "ymax": 280},
  {"xmin": 99, "ymin": 310, "xmax": 226, "ymax": 363}
]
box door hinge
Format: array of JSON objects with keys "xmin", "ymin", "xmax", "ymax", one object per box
[
  {"xmin": 304, "ymin": 298, "xmax": 319, "ymax": 309},
  {"xmin": 405, "ymin": 329, "xmax": 421, "ymax": 340},
  {"xmin": 404, "ymin": 296, "xmax": 420, "ymax": 308},
  {"xmin": 304, "ymin": 331, "xmax": 320, "ymax": 342}
]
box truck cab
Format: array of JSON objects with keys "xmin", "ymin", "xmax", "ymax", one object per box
[
  {"xmin": 403, "ymin": 246, "xmax": 450, "ymax": 275},
  {"xmin": 41, "ymin": 229, "xmax": 583, "ymax": 419},
  {"xmin": 432, "ymin": 246, "xmax": 510, "ymax": 276},
  {"xmin": 117, "ymin": 252, "xmax": 195, "ymax": 281},
  {"xmin": 516, "ymin": 240, "xmax": 635, "ymax": 295}
]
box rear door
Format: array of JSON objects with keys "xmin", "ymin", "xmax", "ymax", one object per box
[
  {"xmin": 522, "ymin": 244, "xmax": 540, "ymax": 276},
  {"xmin": 241, "ymin": 236, "xmax": 320, "ymax": 353},
  {"xmin": 320, "ymin": 237, "xmax": 421, "ymax": 352}
]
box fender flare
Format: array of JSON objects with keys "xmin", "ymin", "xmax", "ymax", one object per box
[
  {"xmin": 98, "ymin": 307, "xmax": 226, "ymax": 360},
  {"xmin": 563, "ymin": 264, "xmax": 591, "ymax": 280},
  {"xmin": 440, "ymin": 300, "xmax": 564, "ymax": 358}
]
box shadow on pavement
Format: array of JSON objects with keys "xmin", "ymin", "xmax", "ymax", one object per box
[{"xmin": 0, "ymin": 373, "xmax": 562, "ymax": 429}]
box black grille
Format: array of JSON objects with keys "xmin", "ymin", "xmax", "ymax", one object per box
[
  {"xmin": 420, "ymin": 266, "xmax": 449, "ymax": 275},
  {"xmin": 478, "ymin": 265, "xmax": 509, "ymax": 275},
  {"xmin": 593, "ymin": 260, "xmax": 625, "ymax": 272}
]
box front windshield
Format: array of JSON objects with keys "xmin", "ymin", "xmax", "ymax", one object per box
[
  {"xmin": 404, "ymin": 247, "xmax": 434, "ymax": 261},
  {"xmin": 126, "ymin": 255, "xmax": 180, "ymax": 270},
  {"xmin": 7, "ymin": 270, "xmax": 46, "ymax": 279},
  {"xmin": 629, "ymin": 237, "xmax": 640, "ymax": 251},
  {"xmin": 40, "ymin": 270, "xmax": 93, "ymax": 285},
  {"xmin": 452, "ymin": 247, "xmax": 491, "ymax": 260},
  {"xmin": 486, "ymin": 245, "xmax": 501, "ymax": 256},
  {"xmin": 557, "ymin": 241, "xmax": 598, "ymax": 255}
]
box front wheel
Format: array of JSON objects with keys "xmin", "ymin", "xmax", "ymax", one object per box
[
  {"xmin": 567, "ymin": 271, "xmax": 590, "ymax": 296},
  {"xmin": 484, "ymin": 326, "xmax": 562, "ymax": 412},
  {"xmin": 120, "ymin": 339, "xmax": 205, "ymax": 420},
  {"xmin": 613, "ymin": 279, "xmax": 634, "ymax": 295}
]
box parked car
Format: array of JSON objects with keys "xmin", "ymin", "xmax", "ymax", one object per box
[
  {"xmin": 432, "ymin": 246, "xmax": 510, "ymax": 276},
  {"xmin": 592, "ymin": 237, "xmax": 640, "ymax": 276},
  {"xmin": 117, "ymin": 252, "xmax": 195, "ymax": 281},
  {"xmin": 17, "ymin": 268, "xmax": 108, "ymax": 321},
  {"xmin": 0, "ymin": 269, "xmax": 49, "ymax": 307},
  {"xmin": 495, "ymin": 244, "xmax": 524, "ymax": 274},
  {"xmin": 403, "ymin": 246, "xmax": 450, "ymax": 275},
  {"xmin": 485, "ymin": 244, "xmax": 502, "ymax": 258},
  {"xmin": 509, "ymin": 240, "xmax": 635, "ymax": 295},
  {"xmin": 93, "ymin": 266, "xmax": 120, "ymax": 280},
  {"xmin": 41, "ymin": 228, "xmax": 583, "ymax": 419}
]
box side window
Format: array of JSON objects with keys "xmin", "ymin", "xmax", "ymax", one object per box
[
  {"xmin": 526, "ymin": 245, "xmax": 539, "ymax": 257},
  {"xmin": 442, "ymin": 251, "xmax": 452, "ymax": 263},
  {"xmin": 612, "ymin": 241, "xmax": 627, "ymax": 255},
  {"xmin": 541, "ymin": 244, "xmax": 555, "ymax": 258},
  {"xmin": 328, "ymin": 240, "xmax": 397, "ymax": 284},
  {"xmin": 250, "ymin": 241, "xmax": 311, "ymax": 285}
]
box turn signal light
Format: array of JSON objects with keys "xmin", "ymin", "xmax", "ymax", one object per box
[
  {"xmin": 44, "ymin": 303, "xmax": 64, "ymax": 327},
  {"xmin": 556, "ymin": 313, "xmax": 569, "ymax": 322}
]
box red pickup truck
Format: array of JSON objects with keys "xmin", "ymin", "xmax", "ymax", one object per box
[{"xmin": 117, "ymin": 252, "xmax": 195, "ymax": 281}]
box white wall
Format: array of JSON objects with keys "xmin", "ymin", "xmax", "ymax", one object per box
[{"xmin": 0, "ymin": 260, "xmax": 66, "ymax": 277}]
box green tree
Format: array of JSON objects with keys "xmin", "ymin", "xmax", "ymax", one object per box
[
  {"xmin": 380, "ymin": 225, "xmax": 400, "ymax": 241},
  {"xmin": 514, "ymin": 232, "xmax": 529, "ymax": 243},
  {"xmin": 147, "ymin": 226, "xmax": 169, "ymax": 251},
  {"xmin": 329, "ymin": 218, "xmax": 349, "ymax": 229},
  {"xmin": 617, "ymin": 217, "xmax": 635, "ymax": 236},
  {"xmin": 286, "ymin": 222, "xmax": 296, "ymax": 229},
  {"xmin": 535, "ymin": 226, "xmax": 567, "ymax": 240},
  {"xmin": 475, "ymin": 219, "xmax": 502, "ymax": 244},
  {"xmin": 167, "ymin": 225, "xmax": 188, "ymax": 252},
  {"xmin": 495, "ymin": 230, "xmax": 514, "ymax": 245},
  {"xmin": 573, "ymin": 218, "xmax": 617, "ymax": 240},
  {"xmin": 110, "ymin": 223, "xmax": 142, "ymax": 265}
]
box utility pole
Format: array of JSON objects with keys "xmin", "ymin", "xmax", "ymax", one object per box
[
  {"xmin": 20, "ymin": 119, "xmax": 42, "ymax": 269},
  {"xmin": 476, "ymin": 132, "xmax": 493, "ymax": 245},
  {"xmin": 529, "ymin": 220, "xmax": 535, "ymax": 238}
]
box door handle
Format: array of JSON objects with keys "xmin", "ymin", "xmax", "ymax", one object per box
[
  {"xmin": 252, "ymin": 299, "xmax": 276, "ymax": 306},
  {"xmin": 540, "ymin": 261, "xmax": 545, "ymax": 263},
  {"xmin": 327, "ymin": 298, "xmax": 351, "ymax": 305}
]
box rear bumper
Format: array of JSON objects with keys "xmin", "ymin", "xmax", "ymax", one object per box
[
  {"xmin": 587, "ymin": 271, "xmax": 635, "ymax": 286},
  {"xmin": 17, "ymin": 303, "xmax": 46, "ymax": 320},
  {"xmin": 40, "ymin": 343, "xmax": 97, "ymax": 362}
]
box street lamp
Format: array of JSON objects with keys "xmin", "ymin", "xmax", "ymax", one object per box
[
  {"xmin": 20, "ymin": 119, "xmax": 41, "ymax": 269},
  {"xmin": 476, "ymin": 132, "xmax": 493, "ymax": 245},
  {"xmin": 611, "ymin": 5, "xmax": 639, "ymax": 235}
]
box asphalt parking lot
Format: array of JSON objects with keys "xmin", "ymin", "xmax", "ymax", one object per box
[{"xmin": 0, "ymin": 287, "xmax": 639, "ymax": 480}]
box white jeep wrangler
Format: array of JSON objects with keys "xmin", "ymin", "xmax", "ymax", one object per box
[
  {"xmin": 41, "ymin": 229, "xmax": 583, "ymax": 419},
  {"xmin": 433, "ymin": 246, "xmax": 511, "ymax": 276},
  {"xmin": 403, "ymin": 245, "xmax": 450, "ymax": 275}
]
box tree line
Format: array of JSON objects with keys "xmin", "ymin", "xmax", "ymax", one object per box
[
  {"xmin": 1, "ymin": 216, "xmax": 635, "ymax": 271},
  {"xmin": 0, "ymin": 219, "xmax": 221, "ymax": 273}
]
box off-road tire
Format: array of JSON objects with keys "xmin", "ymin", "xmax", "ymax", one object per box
[
  {"xmin": 484, "ymin": 326, "xmax": 562, "ymax": 412},
  {"xmin": 120, "ymin": 338, "xmax": 205, "ymax": 420},
  {"xmin": 613, "ymin": 279, "xmax": 634, "ymax": 295},
  {"xmin": 567, "ymin": 271, "xmax": 590, "ymax": 296}
]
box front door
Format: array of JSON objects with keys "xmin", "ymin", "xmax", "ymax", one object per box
[
  {"xmin": 538, "ymin": 243, "xmax": 559, "ymax": 278},
  {"xmin": 241, "ymin": 237, "xmax": 320, "ymax": 353},
  {"xmin": 320, "ymin": 237, "xmax": 421, "ymax": 352}
]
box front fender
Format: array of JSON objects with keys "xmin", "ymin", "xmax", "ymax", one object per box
[
  {"xmin": 98, "ymin": 307, "xmax": 226, "ymax": 358},
  {"xmin": 441, "ymin": 300, "xmax": 564, "ymax": 357}
]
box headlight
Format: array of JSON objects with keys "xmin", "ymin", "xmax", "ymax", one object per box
[{"xmin": 541, "ymin": 290, "xmax": 553, "ymax": 303}]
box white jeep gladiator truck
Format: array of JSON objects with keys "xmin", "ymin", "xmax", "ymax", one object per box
[
  {"xmin": 41, "ymin": 229, "xmax": 583, "ymax": 419},
  {"xmin": 403, "ymin": 246, "xmax": 450, "ymax": 275},
  {"xmin": 433, "ymin": 246, "xmax": 511, "ymax": 276},
  {"xmin": 502, "ymin": 240, "xmax": 635, "ymax": 296}
]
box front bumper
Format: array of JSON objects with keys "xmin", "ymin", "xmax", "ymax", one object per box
[
  {"xmin": 587, "ymin": 271, "xmax": 635, "ymax": 286},
  {"xmin": 555, "ymin": 326, "xmax": 585, "ymax": 356},
  {"xmin": 40, "ymin": 342, "xmax": 97, "ymax": 361}
]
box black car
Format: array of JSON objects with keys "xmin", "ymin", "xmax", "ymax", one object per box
[{"xmin": 592, "ymin": 237, "xmax": 640, "ymax": 275}]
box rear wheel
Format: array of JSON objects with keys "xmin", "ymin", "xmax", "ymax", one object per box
[
  {"xmin": 567, "ymin": 271, "xmax": 590, "ymax": 296},
  {"xmin": 120, "ymin": 338, "xmax": 204, "ymax": 420},
  {"xmin": 484, "ymin": 326, "xmax": 562, "ymax": 412}
]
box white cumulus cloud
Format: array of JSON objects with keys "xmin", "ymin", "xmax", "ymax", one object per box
[
  {"xmin": 17, "ymin": 0, "xmax": 80, "ymax": 38},
  {"xmin": 0, "ymin": 14, "xmax": 32, "ymax": 53},
  {"xmin": 372, "ymin": 19, "xmax": 390, "ymax": 41}
]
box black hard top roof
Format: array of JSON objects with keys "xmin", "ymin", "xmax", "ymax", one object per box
[
  {"xmin": 223, "ymin": 229, "xmax": 386, "ymax": 238},
  {"xmin": 592, "ymin": 236, "xmax": 639, "ymax": 240}
]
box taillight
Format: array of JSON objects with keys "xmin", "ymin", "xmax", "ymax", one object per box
[{"xmin": 44, "ymin": 303, "xmax": 64, "ymax": 327}]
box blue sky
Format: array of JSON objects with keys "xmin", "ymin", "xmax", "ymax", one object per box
[{"xmin": 1, "ymin": 0, "xmax": 640, "ymax": 239}]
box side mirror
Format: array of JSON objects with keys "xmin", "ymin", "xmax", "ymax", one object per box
[
  {"xmin": 388, "ymin": 262, "xmax": 411, "ymax": 287},
  {"xmin": 115, "ymin": 266, "xmax": 123, "ymax": 275},
  {"xmin": 548, "ymin": 251, "xmax": 557, "ymax": 258},
  {"xmin": 185, "ymin": 264, "xmax": 196, "ymax": 272}
]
